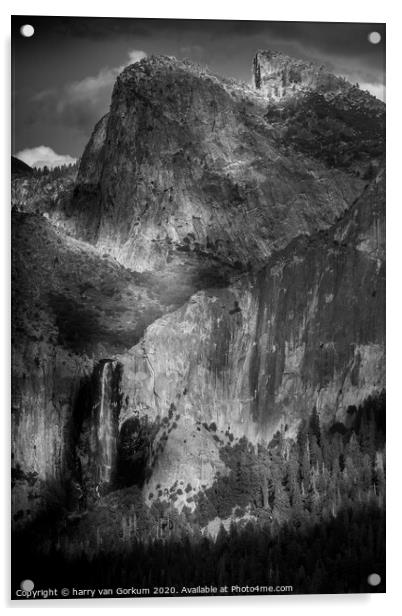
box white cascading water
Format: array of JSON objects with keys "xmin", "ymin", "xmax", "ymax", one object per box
[{"xmin": 97, "ymin": 361, "xmax": 114, "ymax": 485}]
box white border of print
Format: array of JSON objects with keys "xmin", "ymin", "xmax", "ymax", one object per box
[{"xmin": 1, "ymin": 0, "xmax": 399, "ymax": 614}]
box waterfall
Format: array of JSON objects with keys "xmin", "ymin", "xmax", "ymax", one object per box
[
  {"xmin": 74, "ymin": 358, "xmax": 122, "ymax": 500},
  {"xmin": 97, "ymin": 361, "xmax": 116, "ymax": 486}
]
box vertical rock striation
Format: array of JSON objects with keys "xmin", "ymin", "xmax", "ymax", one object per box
[{"xmin": 11, "ymin": 341, "xmax": 93, "ymax": 527}]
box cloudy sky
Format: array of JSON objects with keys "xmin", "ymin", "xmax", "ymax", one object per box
[{"xmin": 12, "ymin": 16, "xmax": 385, "ymax": 168}]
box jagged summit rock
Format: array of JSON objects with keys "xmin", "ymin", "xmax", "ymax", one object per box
[{"xmin": 252, "ymin": 49, "xmax": 349, "ymax": 100}]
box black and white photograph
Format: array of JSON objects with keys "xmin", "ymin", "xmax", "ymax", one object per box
[{"xmin": 11, "ymin": 14, "xmax": 386, "ymax": 599}]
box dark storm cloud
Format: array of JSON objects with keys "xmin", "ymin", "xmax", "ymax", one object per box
[
  {"xmin": 53, "ymin": 17, "xmax": 151, "ymax": 39},
  {"xmin": 12, "ymin": 15, "xmax": 152, "ymax": 41}
]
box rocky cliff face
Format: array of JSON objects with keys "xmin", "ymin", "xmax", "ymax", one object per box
[
  {"xmin": 11, "ymin": 52, "xmax": 385, "ymax": 537},
  {"xmin": 114, "ymin": 171, "xmax": 384, "ymax": 506},
  {"xmin": 252, "ymin": 49, "xmax": 348, "ymax": 100},
  {"xmin": 66, "ymin": 56, "xmax": 362, "ymax": 273}
]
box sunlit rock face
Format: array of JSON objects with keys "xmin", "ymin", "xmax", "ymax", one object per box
[
  {"xmin": 69, "ymin": 55, "xmax": 362, "ymax": 277},
  {"xmin": 11, "ymin": 340, "xmax": 93, "ymax": 527},
  {"xmin": 11, "ymin": 52, "xmax": 385, "ymax": 531},
  {"xmin": 252, "ymin": 49, "xmax": 348, "ymax": 100},
  {"xmin": 116, "ymin": 173, "xmax": 385, "ymax": 501}
]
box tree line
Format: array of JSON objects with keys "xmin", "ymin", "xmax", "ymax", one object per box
[{"xmin": 12, "ymin": 392, "xmax": 385, "ymax": 595}]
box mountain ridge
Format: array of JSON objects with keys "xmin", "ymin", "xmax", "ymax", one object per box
[
  {"xmin": 11, "ymin": 51, "xmax": 385, "ymax": 543},
  {"xmin": 11, "ymin": 155, "xmax": 33, "ymax": 178}
]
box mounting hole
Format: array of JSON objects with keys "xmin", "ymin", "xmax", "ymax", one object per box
[
  {"xmin": 368, "ymin": 31, "xmax": 381, "ymax": 45},
  {"xmin": 367, "ymin": 573, "xmax": 381, "ymax": 586},
  {"xmin": 20, "ymin": 24, "xmax": 35, "ymax": 38},
  {"xmin": 20, "ymin": 579, "xmax": 34, "ymax": 591}
]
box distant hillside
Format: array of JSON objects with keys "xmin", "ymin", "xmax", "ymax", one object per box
[{"xmin": 11, "ymin": 156, "xmax": 33, "ymax": 177}]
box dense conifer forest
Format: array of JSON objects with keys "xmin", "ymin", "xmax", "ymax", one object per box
[{"xmin": 13, "ymin": 393, "xmax": 385, "ymax": 595}]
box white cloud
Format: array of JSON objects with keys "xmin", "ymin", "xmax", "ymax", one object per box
[
  {"xmin": 16, "ymin": 146, "xmax": 77, "ymax": 169},
  {"xmin": 31, "ymin": 49, "xmax": 147, "ymax": 132},
  {"xmin": 61, "ymin": 49, "xmax": 146, "ymax": 107},
  {"xmin": 127, "ymin": 50, "xmax": 147, "ymax": 65},
  {"xmin": 357, "ymin": 82, "xmax": 386, "ymax": 102}
]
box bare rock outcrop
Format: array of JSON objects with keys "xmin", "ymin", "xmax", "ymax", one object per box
[{"xmin": 252, "ymin": 49, "xmax": 348, "ymax": 100}]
